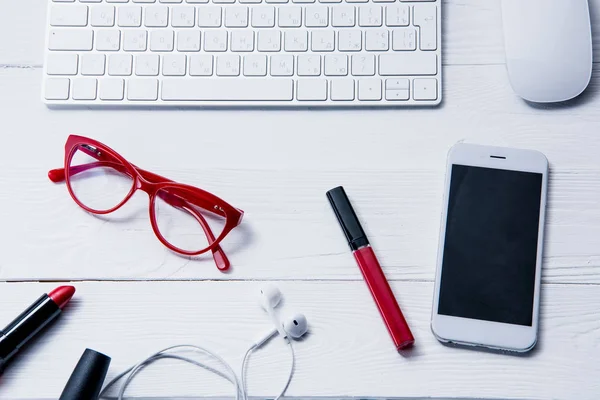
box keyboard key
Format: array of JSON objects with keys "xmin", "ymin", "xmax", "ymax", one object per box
[
  {"xmin": 392, "ymin": 28, "xmax": 416, "ymax": 51},
  {"xmin": 50, "ymin": 5, "xmax": 88, "ymax": 26},
  {"xmin": 123, "ymin": 30, "xmax": 148, "ymax": 51},
  {"xmin": 72, "ymin": 78, "xmax": 97, "ymax": 100},
  {"xmin": 48, "ymin": 29, "xmax": 93, "ymax": 51},
  {"xmin": 99, "ymin": 79, "xmax": 125, "ymax": 100},
  {"xmin": 96, "ymin": 30, "xmax": 120, "ymax": 51},
  {"xmin": 266, "ymin": 0, "xmax": 288, "ymax": 4},
  {"xmin": 351, "ymin": 54, "xmax": 375, "ymax": 75},
  {"xmin": 150, "ymin": 30, "xmax": 174, "ymax": 51},
  {"xmin": 163, "ymin": 54, "xmax": 187, "ymax": 75},
  {"xmin": 177, "ymin": 31, "xmax": 201, "ymax": 51},
  {"xmin": 231, "ymin": 31, "xmax": 254, "ymax": 51},
  {"xmin": 145, "ymin": 6, "xmax": 169, "ymax": 26},
  {"xmin": 106, "ymin": 0, "xmax": 129, "ymax": 3},
  {"xmin": 297, "ymin": 79, "xmax": 327, "ymax": 100},
  {"xmin": 225, "ymin": 7, "xmax": 249, "ymax": 27},
  {"xmin": 81, "ymin": 54, "xmax": 106, "ymax": 75},
  {"xmin": 198, "ymin": 6, "xmax": 222, "ymax": 27},
  {"xmin": 284, "ymin": 31, "xmax": 308, "ymax": 51},
  {"xmin": 257, "ymin": 31, "xmax": 281, "ymax": 51},
  {"xmin": 312, "ymin": 31, "xmax": 334, "ymax": 51},
  {"xmin": 161, "ymin": 79, "xmax": 294, "ymax": 100},
  {"xmin": 332, "ymin": 6, "xmax": 354, "ymax": 27},
  {"xmin": 252, "ymin": 7, "xmax": 275, "ymax": 27},
  {"xmin": 270, "ymin": 55, "xmax": 294, "ymax": 76},
  {"xmin": 297, "ymin": 54, "xmax": 320, "ymax": 76},
  {"xmin": 278, "ymin": 7, "xmax": 301, "ymax": 27},
  {"xmin": 324, "ymin": 54, "xmax": 347, "ymax": 75},
  {"xmin": 133, "ymin": 0, "xmax": 157, "ymax": 2},
  {"xmin": 413, "ymin": 78, "xmax": 437, "ymax": 100},
  {"xmin": 331, "ymin": 79, "xmax": 354, "ymax": 100},
  {"xmin": 172, "ymin": 6, "xmax": 196, "ymax": 26},
  {"xmin": 204, "ymin": 31, "xmax": 228, "ymax": 51},
  {"xmin": 338, "ymin": 30, "xmax": 362, "ymax": 51},
  {"xmin": 385, "ymin": 78, "xmax": 409, "ymax": 100},
  {"xmin": 46, "ymin": 53, "xmax": 78, "ymax": 75},
  {"xmin": 45, "ymin": 78, "xmax": 70, "ymax": 100},
  {"xmin": 118, "ymin": 6, "xmax": 142, "ymax": 27},
  {"xmin": 379, "ymin": 53, "xmax": 437, "ymax": 75},
  {"xmin": 358, "ymin": 6, "xmax": 382, "ymax": 26},
  {"xmin": 128, "ymin": 79, "xmax": 159, "ymax": 100},
  {"xmin": 346, "ymin": 0, "xmax": 368, "ymax": 3},
  {"xmin": 189, "ymin": 55, "xmax": 213, "ymax": 75},
  {"xmin": 292, "ymin": 0, "xmax": 315, "ymax": 3},
  {"xmin": 135, "ymin": 54, "xmax": 160, "ymax": 75},
  {"xmin": 216, "ymin": 55, "xmax": 241, "ymax": 76},
  {"xmin": 386, "ymin": 4, "xmax": 409, "ymax": 27},
  {"xmin": 160, "ymin": 0, "xmax": 183, "ymax": 2},
  {"xmin": 357, "ymin": 78, "xmax": 381, "ymax": 100},
  {"xmin": 305, "ymin": 6, "xmax": 328, "ymax": 27},
  {"xmin": 414, "ymin": 4, "xmax": 437, "ymax": 50},
  {"xmin": 108, "ymin": 54, "xmax": 133, "ymax": 75},
  {"xmin": 90, "ymin": 5, "xmax": 116, "ymax": 26},
  {"xmin": 244, "ymin": 54, "xmax": 267, "ymax": 76},
  {"xmin": 241, "ymin": 0, "xmax": 262, "ymax": 3},
  {"xmin": 187, "ymin": 0, "xmax": 209, "ymax": 2},
  {"xmin": 365, "ymin": 30, "xmax": 388, "ymax": 51}
]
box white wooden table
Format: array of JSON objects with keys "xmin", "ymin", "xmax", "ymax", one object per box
[{"xmin": 0, "ymin": 0, "xmax": 599, "ymax": 398}]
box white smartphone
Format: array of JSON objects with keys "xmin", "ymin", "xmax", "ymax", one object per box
[{"xmin": 431, "ymin": 143, "xmax": 548, "ymax": 352}]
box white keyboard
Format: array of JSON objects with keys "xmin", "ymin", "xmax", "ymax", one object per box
[{"xmin": 43, "ymin": 0, "xmax": 441, "ymax": 107}]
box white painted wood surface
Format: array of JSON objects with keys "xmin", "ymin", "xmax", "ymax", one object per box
[{"xmin": 0, "ymin": 0, "xmax": 598, "ymax": 398}]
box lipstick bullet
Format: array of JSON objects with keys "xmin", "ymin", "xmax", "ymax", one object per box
[{"xmin": 0, "ymin": 286, "xmax": 75, "ymax": 372}]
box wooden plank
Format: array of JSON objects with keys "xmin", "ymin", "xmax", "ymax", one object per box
[
  {"xmin": 3, "ymin": 0, "xmax": 600, "ymax": 66},
  {"xmin": 0, "ymin": 281, "xmax": 597, "ymax": 400},
  {"xmin": 0, "ymin": 67, "xmax": 599, "ymax": 282}
]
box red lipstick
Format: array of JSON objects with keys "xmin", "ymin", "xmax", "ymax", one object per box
[
  {"xmin": 49, "ymin": 285, "xmax": 76, "ymax": 309},
  {"xmin": 0, "ymin": 285, "xmax": 75, "ymax": 372},
  {"xmin": 327, "ymin": 187, "xmax": 414, "ymax": 351}
]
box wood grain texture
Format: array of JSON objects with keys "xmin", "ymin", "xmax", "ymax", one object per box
[
  {"xmin": 0, "ymin": 281, "xmax": 597, "ymax": 400},
  {"xmin": 0, "ymin": 67, "xmax": 599, "ymax": 282},
  {"xmin": 2, "ymin": 0, "xmax": 600, "ymax": 66},
  {"xmin": 1, "ymin": 1, "xmax": 600, "ymax": 399}
]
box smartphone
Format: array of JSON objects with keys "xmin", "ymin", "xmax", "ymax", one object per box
[{"xmin": 431, "ymin": 143, "xmax": 548, "ymax": 352}]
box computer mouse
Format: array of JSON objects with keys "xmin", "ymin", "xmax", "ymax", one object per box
[{"xmin": 501, "ymin": 0, "xmax": 593, "ymax": 103}]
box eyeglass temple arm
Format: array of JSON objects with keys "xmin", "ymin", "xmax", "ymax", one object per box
[{"xmin": 180, "ymin": 204, "xmax": 230, "ymax": 271}]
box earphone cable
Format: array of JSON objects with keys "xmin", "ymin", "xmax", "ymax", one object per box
[
  {"xmin": 98, "ymin": 342, "xmax": 295, "ymax": 400},
  {"xmin": 99, "ymin": 344, "xmax": 245, "ymax": 400},
  {"xmin": 241, "ymin": 340, "xmax": 295, "ymax": 400}
]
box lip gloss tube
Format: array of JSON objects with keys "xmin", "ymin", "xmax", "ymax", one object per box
[{"xmin": 327, "ymin": 186, "xmax": 414, "ymax": 351}]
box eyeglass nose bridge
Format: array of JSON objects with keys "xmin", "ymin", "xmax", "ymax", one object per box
[{"xmin": 134, "ymin": 176, "xmax": 162, "ymax": 196}]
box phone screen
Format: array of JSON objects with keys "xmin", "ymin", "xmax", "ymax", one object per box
[{"xmin": 438, "ymin": 164, "xmax": 543, "ymax": 327}]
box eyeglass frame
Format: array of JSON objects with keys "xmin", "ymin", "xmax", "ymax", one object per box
[{"xmin": 48, "ymin": 134, "xmax": 244, "ymax": 271}]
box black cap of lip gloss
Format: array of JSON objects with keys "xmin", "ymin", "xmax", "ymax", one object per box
[
  {"xmin": 326, "ymin": 186, "xmax": 370, "ymax": 251},
  {"xmin": 59, "ymin": 348, "xmax": 111, "ymax": 400}
]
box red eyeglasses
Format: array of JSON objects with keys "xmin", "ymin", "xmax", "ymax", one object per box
[{"xmin": 48, "ymin": 135, "xmax": 244, "ymax": 271}]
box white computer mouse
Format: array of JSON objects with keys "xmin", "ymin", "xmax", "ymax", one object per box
[{"xmin": 501, "ymin": 0, "xmax": 593, "ymax": 103}]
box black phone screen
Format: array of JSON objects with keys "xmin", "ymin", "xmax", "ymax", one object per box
[{"xmin": 438, "ymin": 164, "xmax": 543, "ymax": 327}]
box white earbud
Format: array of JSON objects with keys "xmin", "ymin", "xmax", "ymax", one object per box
[
  {"xmin": 255, "ymin": 286, "xmax": 309, "ymax": 348},
  {"xmin": 259, "ymin": 285, "xmax": 287, "ymax": 339},
  {"xmin": 253, "ymin": 313, "xmax": 309, "ymax": 347},
  {"xmin": 281, "ymin": 312, "xmax": 308, "ymax": 339}
]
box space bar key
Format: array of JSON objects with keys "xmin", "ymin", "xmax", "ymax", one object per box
[{"xmin": 161, "ymin": 79, "xmax": 294, "ymax": 101}]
